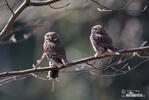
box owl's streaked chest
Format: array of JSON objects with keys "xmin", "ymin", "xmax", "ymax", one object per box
[
  {"xmin": 90, "ymin": 34, "xmax": 104, "ymax": 52},
  {"xmin": 43, "ymin": 41, "xmax": 56, "ymax": 52},
  {"xmin": 90, "ymin": 34, "xmax": 98, "ymax": 52}
]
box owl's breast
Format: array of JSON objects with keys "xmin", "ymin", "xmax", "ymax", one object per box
[
  {"xmin": 90, "ymin": 35, "xmax": 99, "ymax": 52},
  {"xmin": 43, "ymin": 41, "xmax": 65, "ymax": 65}
]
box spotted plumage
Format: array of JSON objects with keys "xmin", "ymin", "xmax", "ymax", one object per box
[
  {"xmin": 43, "ymin": 32, "xmax": 68, "ymax": 79},
  {"xmin": 90, "ymin": 25, "xmax": 119, "ymax": 57}
]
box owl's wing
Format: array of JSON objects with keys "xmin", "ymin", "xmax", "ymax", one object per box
[
  {"xmin": 44, "ymin": 41, "xmax": 67, "ymax": 64},
  {"xmin": 54, "ymin": 42, "xmax": 67, "ymax": 60},
  {"xmin": 96, "ymin": 33, "xmax": 114, "ymax": 50}
]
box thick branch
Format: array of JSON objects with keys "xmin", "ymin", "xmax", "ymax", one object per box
[
  {"xmin": 0, "ymin": 0, "xmax": 60, "ymax": 42},
  {"xmin": 0, "ymin": 46, "xmax": 149, "ymax": 78},
  {"xmin": 0, "ymin": 0, "xmax": 29, "ymax": 41}
]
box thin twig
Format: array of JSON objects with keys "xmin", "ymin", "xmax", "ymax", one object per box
[
  {"xmin": 103, "ymin": 59, "xmax": 149, "ymax": 77},
  {"xmin": 0, "ymin": 76, "xmax": 16, "ymax": 85},
  {"xmin": 49, "ymin": 2, "xmax": 71, "ymax": 9},
  {"xmin": 0, "ymin": 3, "xmax": 6, "ymax": 7},
  {"xmin": 12, "ymin": 0, "xmax": 19, "ymax": 9},
  {"xmin": 0, "ymin": 74, "xmax": 30, "ymax": 86},
  {"xmin": 86, "ymin": 62, "xmax": 103, "ymax": 70},
  {"xmin": 5, "ymin": 0, "xmax": 14, "ymax": 14},
  {"xmin": 31, "ymin": 73, "xmax": 49, "ymax": 80},
  {"xmin": 110, "ymin": 63, "xmax": 128, "ymax": 74},
  {"xmin": 103, "ymin": 55, "xmax": 133, "ymax": 71}
]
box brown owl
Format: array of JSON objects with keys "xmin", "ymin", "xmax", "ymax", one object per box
[
  {"xmin": 90, "ymin": 25, "xmax": 119, "ymax": 57},
  {"xmin": 43, "ymin": 32, "xmax": 68, "ymax": 79}
]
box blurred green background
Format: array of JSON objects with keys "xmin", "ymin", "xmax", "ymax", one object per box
[{"xmin": 0, "ymin": 0, "xmax": 149, "ymax": 100}]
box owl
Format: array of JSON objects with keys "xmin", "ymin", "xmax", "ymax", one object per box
[
  {"xmin": 43, "ymin": 32, "xmax": 68, "ymax": 79},
  {"xmin": 90, "ymin": 25, "xmax": 119, "ymax": 57}
]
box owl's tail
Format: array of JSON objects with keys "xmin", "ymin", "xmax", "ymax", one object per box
[
  {"xmin": 48, "ymin": 61, "xmax": 59, "ymax": 78},
  {"xmin": 47, "ymin": 71, "xmax": 59, "ymax": 92},
  {"xmin": 48, "ymin": 70, "xmax": 59, "ymax": 78},
  {"xmin": 52, "ymin": 79, "xmax": 55, "ymax": 92}
]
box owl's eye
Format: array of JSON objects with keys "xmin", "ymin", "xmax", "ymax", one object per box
[
  {"xmin": 52, "ymin": 34, "xmax": 57, "ymax": 38},
  {"xmin": 46, "ymin": 35, "xmax": 50, "ymax": 37},
  {"xmin": 93, "ymin": 28, "xmax": 98, "ymax": 31},
  {"xmin": 100, "ymin": 27, "xmax": 104, "ymax": 30}
]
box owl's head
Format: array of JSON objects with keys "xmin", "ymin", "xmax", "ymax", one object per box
[
  {"xmin": 91, "ymin": 25, "xmax": 105, "ymax": 35},
  {"xmin": 44, "ymin": 32, "xmax": 59, "ymax": 42}
]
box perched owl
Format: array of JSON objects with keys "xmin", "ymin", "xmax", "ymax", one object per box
[
  {"xmin": 90, "ymin": 25, "xmax": 119, "ymax": 57},
  {"xmin": 43, "ymin": 32, "xmax": 68, "ymax": 79}
]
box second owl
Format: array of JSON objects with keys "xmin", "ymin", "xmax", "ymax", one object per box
[{"xmin": 90, "ymin": 25, "xmax": 119, "ymax": 57}]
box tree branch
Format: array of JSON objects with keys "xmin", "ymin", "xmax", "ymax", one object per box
[
  {"xmin": 29, "ymin": 0, "xmax": 60, "ymax": 6},
  {"xmin": 0, "ymin": 0, "xmax": 61, "ymax": 42},
  {"xmin": 0, "ymin": 46, "xmax": 149, "ymax": 79},
  {"xmin": 5, "ymin": 0, "xmax": 14, "ymax": 14}
]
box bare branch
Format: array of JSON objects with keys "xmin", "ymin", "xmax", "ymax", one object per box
[
  {"xmin": 0, "ymin": 46, "xmax": 149, "ymax": 79},
  {"xmin": 5, "ymin": 0, "xmax": 14, "ymax": 14},
  {"xmin": 34, "ymin": 52, "xmax": 46, "ymax": 68},
  {"xmin": 0, "ymin": 76, "xmax": 16, "ymax": 85},
  {"xmin": 0, "ymin": 74, "xmax": 30, "ymax": 85},
  {"xmin": 110, "ymin": 63, "xmax": 128, "ymax": 74},
  {"xmin": 0, "ymin": 0, "xmax": 30, "ymax": 42},
  {"xmin": 0, "ymin": 3, "xmax": 6, "ymax": 7},
  {"xmin": 86, "ymin": 62, "xmax": 103, "ymax": 71},
  {"xmin": 49, "ymin": 2, "xmax": 70, "ymax": 9},
  {"xmin": 103, "ymin": 59, "xmax": 149, "ymax": 77},
  {"xmin": 0, "ymin": 0, "xmax": 61, "ymax": 42},
  {"xmin": 31, "ymin": 73, "xmax": 49, "ymax": 80},
  {"xmin": 12, "ymin": 0, "xmax": 19, "ymax": 9},
  {"xmin": 103, "ymin": 55, "xmax": 133, "ymax": 71},
  {"xmin": 140, "ymin": 41, "xmax": 148, "ymax": 47},
  {"xmin": 29, "ymin": 0, "xmax": 60, "ymax": 6}
]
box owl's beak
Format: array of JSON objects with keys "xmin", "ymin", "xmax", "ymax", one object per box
[
  {"xmin": 49, "ymin": 37, "xmax": 53, "ymax": 41},
  {"xmin": 45, "ymin": 37, "xmax": 52, "ymax": 41},
  {"xmin": 97, "ymin": 29, "xmax": 104, "ymax": 35},
  {"xmin": 96, "ymin": 30, "xmax": 100, "ymax": 34},
  {"xmin": 48, "ymin": 36, "xmax": 57, "ymax": 41}
]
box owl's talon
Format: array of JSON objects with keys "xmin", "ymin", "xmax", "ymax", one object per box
[
  {"xmin": 47, "ymin": 71, "xmax": 51, "ymax": 78},
  {"xmin": 47, "ymin": 75, "xmax": 52, "ymax": 80},
  {"xmin": 94, "ymin": 53, "xmax": 99, "ymax": 58},
  {"xmin": 114, "ymin": 52, "xmax": 120, "ymax": 55},
  {"xmin": 61, "ymin": 59, "xmax": 69, "ymax": 67},
  {"xmin": 47, "ymin": 71, "xmax": 57, "ymax": 80},
  {"xmin": 47, "ymin": 77, "xmax": 52, "ymax": 80},
  {"xmin": 94, "ymin": 53, "xmax": 105, "ymax": 58}
]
